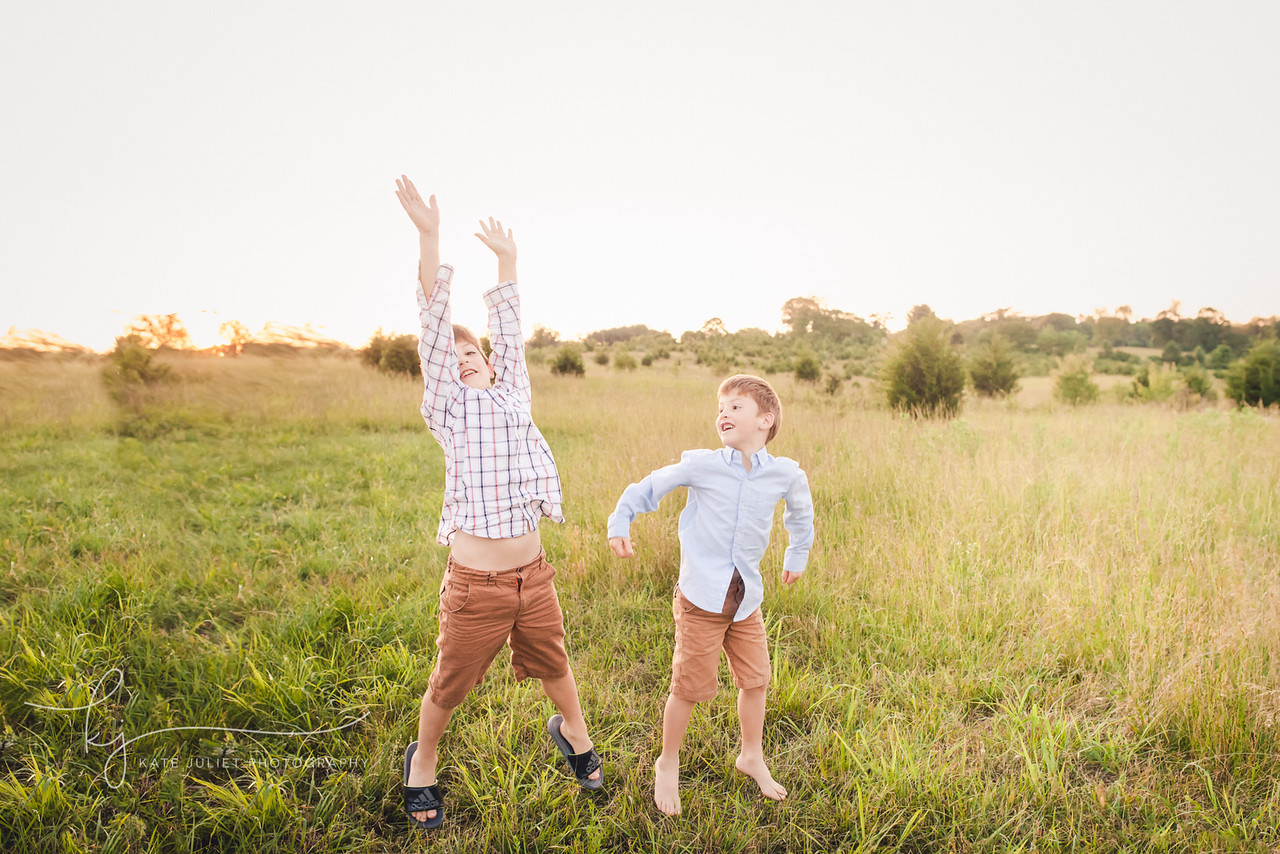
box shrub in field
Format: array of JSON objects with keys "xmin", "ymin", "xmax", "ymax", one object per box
[
  {"xmin": 1161, "ymin": 341, "xmax": 1182, "ymax": 363},
  {"xmin": 614, "ymin": 352, "xmax": 637, "ymax": 371},
  {"xmin": 1129, "ymin": 362, "xmax": 1176, "ymax": 403},
  {"xmin": 641, "ymin": 354, "xmax": 654, "ymax": 367},
  {"xmin": 1225, "ymin": 340, "xmax": 1280, "ymax": 407},
  {"xmin": 594, "ymin": 351, "xmax": 610, "ymax": 366},
  {"xmin": 1180, "ymin": 365, "xmax": 1216, "ymax": 401},
  {"xmin": 99, "ymin": 335, "xmax": 197, "ymax": 437},
  {"xmin": 882, "ymin": 317, "xmax": 965, "ymax": 417},
  {"xmin": 967, "ymin": 334, "xmax": 1020, "ymax": 397},
  {"xmin": 550, "ymin": 346, "xmax": 586, "ymax": 377},
  {"xmin": 794, "ymin": 354, "xmax": 821, "ymax": 382},
  {"xmin": 361, "ymin": 331, "xmax": 389, "ymax": 369},
  {"xmin": 362, "ymin": 331, "xmax": 420, "ymax": 377},
  {"xmin": 1209, "ymin": 344, "xmax": 1235, "ymax": 370},
  {"xmin": 382, "ymin": 336, "xmax": 419, "ymax": 377},
  {"xmin": 1054, "ymin": 358, "xmax": 1100, "ymax": 405},
  {"xmin": 824, "ymin": 374, "xmax": 842, "ymax": 395},
  {"xmin": 101, "ymin": 335, "xmax": 171, "ymax": 404}
]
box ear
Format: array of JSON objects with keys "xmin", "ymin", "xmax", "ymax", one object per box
[{"xmin": 759, "ymin": 411, "xmax": 775, "ymax": 430}]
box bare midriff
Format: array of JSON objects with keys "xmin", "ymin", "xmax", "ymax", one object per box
[{"xmin": 449, "ymin": 528, "xmax": 542, "ymax": 572}]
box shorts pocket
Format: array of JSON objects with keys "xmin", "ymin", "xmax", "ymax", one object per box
[{"xmin": 440, "ymin": 579, "xmax": 471, "ymax": 614}]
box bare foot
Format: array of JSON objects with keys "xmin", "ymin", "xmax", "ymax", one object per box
[
  {"xmin": 553, "ymin": 715, "xmax": 601, "ymax": 783},
  {"xmin": 653, "ymin": 755, "xmax": 682, "ymax": 815},
  {"xmin": 735, "ymin": 754, "xmax": 787, "ymax": 801},
  {"xmin": 407, "ymin": 745, "xmax": 439, "ymax": 823}
]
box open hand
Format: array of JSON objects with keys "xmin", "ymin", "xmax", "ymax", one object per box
[
  {"xmin": 395, "ymin": 175, "xmax": 439, "ymax": 235},
  {"xmin": 609, "ymin": 537, "xmax": 634, "ymax": 558},
  {"xmin": 475, "ymin": 218, "xmax": 517, "ymax": 260}
]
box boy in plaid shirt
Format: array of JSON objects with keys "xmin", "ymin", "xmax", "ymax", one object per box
[{"xmin": 394, "ymin": 175, "xmax": 601, "ymax": 830}]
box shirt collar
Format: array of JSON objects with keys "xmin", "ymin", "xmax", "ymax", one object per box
[{"xmin": 722, "ymin": 446, "xmax": 771, "ymax": 471}]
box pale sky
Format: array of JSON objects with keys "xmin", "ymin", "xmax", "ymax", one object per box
[{"xmin": 2, "ymin": 1, "xmax": 1277, "ymax": 351}]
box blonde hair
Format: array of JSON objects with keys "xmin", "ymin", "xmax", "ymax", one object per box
[
  {"xmin": 452, "ymin": 324, "xmax": 483, "ymax": 352},
  {"xmin": 718, "ymin": 374, "xmax": 782, "ymax": 443}
]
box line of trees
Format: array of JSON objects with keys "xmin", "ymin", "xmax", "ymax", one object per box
[
  {"xmin": 17, "ymin": 301, "xmax": 1276, "ymax": 413},
  {"xmin": 358, "ymin": 296, "xmax": 1278, "ymax": 413}
]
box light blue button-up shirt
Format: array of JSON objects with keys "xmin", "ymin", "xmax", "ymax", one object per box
[{"xmin": 607, "ymin": 447, "xmax": 815, "ymax": 622}]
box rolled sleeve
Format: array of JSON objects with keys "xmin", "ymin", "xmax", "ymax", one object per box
[
  {"xmin": 483, "ymin": 281, "xmax": 531, "ymax": 405},
  {"xmin": 417, "ymin": 264, "xmax": 461, "ymax": 431}
]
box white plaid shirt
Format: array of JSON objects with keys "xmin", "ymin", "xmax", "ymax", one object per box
[{"xmin": 416, "ymin": 264, "xmax": 564, "ymax": 545}]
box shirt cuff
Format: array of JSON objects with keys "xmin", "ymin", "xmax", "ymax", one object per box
[
  {"xmin": 483, "ymin": 280, "xmax": 519, "ymax": 309},
  {"xmin": 606, "ymin": 513, "xmax": 631, "ymax": 540},
  {"xmin": 417, "ymin": 265, "xmax": 453, "ymax": 305},
  {"xmin": 782, "ymin": 553, "xmax": 809, "ymax": 576}
]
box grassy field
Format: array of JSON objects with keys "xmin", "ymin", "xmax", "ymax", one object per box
[{"xmin": 1, "ymin": 353, "xmax": 1278, "ymax": 853}]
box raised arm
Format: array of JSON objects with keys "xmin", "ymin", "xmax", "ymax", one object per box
[
  {"xmin": 476, "ymin": 218, "xmax": 529, "ymax": 402},
  {"xmin": 780, "ymin": 468, "xmax": 815, "ymax": 584},
  {"xmin": 475, "ymin": 217, "xmax": 517, "ymax": 284},
  {"xmin": 396, "ymin": 175, "xmax": 460, "ymax": 430},
  {"xmin": 395, "ymin": 175, "xmax": 440, "ymax": 292}
]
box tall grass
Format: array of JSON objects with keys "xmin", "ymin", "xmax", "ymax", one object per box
[{"xmin": 1, "ymin": 354, "xmax": 1278, "ymax": 852}]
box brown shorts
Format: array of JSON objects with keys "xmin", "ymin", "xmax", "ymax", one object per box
[
  {"xmin": 670, "ymin": 570, "xmax": 771, "ymax": 703},
  {"xmin": 426, "ymin": 550, "xmax": 570, "ymax": 710}
]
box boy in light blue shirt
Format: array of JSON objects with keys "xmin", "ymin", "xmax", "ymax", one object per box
[{"xmin": 607, "ymin": 374, "xmax": 814, "ymax": 816}]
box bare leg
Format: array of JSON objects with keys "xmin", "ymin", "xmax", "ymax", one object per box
[
  {"xmin": 540, "ymin": 668, "xmax": 600, "ymax": 782},
  {"xmin": 654, "ymin": 693, "xmax": 695, "ymax": 815},
  {"xmin": 734, "ymin": 685, "xmax": 786, "ymax": 800},
  {"xmin": 407, "ymin": 691, "xmax": 453, "ymax": 823}
]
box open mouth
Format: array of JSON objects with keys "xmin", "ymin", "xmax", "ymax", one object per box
[
  {"xmin": 460, "ymin": 368, "xmax": 477, "ymax": 380},
  {"xmin": 719, "ymin": 422, "xmax": 734, "ymax": 433}
]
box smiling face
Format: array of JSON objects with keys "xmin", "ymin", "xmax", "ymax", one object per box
[
  {"xmin": 716, "ymin": 392, "xmax": 774, "ymax": 454},
  {"xmin": 455, "ymin": 340, "xmax": 494, "ymax": 389}
]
